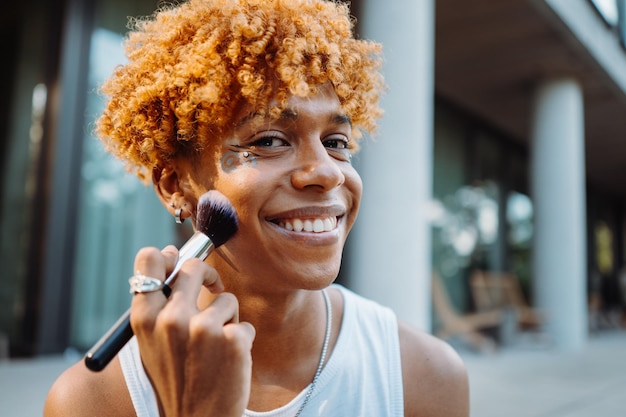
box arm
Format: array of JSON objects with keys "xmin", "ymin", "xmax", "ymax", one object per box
[{"xmin": 399, "ymin": 321, "xmax": 470, "ymax": 417}]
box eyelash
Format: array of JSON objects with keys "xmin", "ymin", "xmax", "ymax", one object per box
[
  {"xmin": 232, "ymin": 133, "xmax": 352, "ymax": 163},
  {"xmin": 250, "ymin": 135, "xmax": 287, "ymax": 148},
  {"xmin": 323, "ymin": 138, "xmax": 350, "ymax": 150},
  {"xmin": 250, "ymin": 135, "xmax": 350, "ymax": 149}
]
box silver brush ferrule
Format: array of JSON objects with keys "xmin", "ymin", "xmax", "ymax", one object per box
[{"xmin": 163, "ymin": 231, "xmax": 214, "ymax": 286}]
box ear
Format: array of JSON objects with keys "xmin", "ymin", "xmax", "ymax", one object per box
[{"xmin": 152, "ymin": 165, "xmax": 192, "ymax": 222}]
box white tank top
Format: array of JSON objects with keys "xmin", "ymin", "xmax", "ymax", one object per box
[{"xmin": 119, "ymin": 284, "xmax": 404, "ymax": 416}]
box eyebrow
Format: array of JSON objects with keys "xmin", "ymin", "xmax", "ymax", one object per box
[
  {"xmin": 233, "ymin": 112, "xmax": 262, "ymax": 128},
  {"xmin": 281, "ymin": 110, "xmax": 353, "ymax": 127},
  {"xmin": 234, "ymin": 109, "xmax": 352, "ymax": 128},
  {"xmin": 331, "ymin": 113, "xmax": 352, "ymax": 127}
]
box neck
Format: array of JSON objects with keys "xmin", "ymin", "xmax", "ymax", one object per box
[
  {"xmin": 197, "ymin": 285, "xmax": 332, "ymax": 361},
  {"xmin": 207, "ymin": 287, "xmax": 338, "ymax": 413}
]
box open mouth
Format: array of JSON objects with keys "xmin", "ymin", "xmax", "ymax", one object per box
[{"xmin": 272, "ymin": 216, "xmax": 339, "ymax": 233}]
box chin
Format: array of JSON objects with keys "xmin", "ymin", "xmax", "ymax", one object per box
[{"xmin": 292, "ymin": 263, "xmax": 341, "ymax": 290}]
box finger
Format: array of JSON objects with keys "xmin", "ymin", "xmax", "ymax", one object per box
[
  {"xmin": 197, "ymin": 292, "xmax": 240, "ymax": 325},
  {"xmin": 202, "ymin": 264, "xmax": 224, "ymax": 294},
  {"xmin": 161, "ymin": 245, "xmax": 179, "ymax": 275},
  {"xmin": 160, "ymin": 245, "xmax": 180, "ymax": 297},
  {"xmin": 130, "ymin": 247, "xmax": 171, "ymax": 331},
  {"xmin": 166, "ymin": 258, "xmax": 215, "ymax": 309},
  {"xmin": 224, "ymin": 321, "xmax": 256, "ymax": 346},
  {"xmin": 169, "ymin": 258, "xmax": 224, "ymax": 299},
  {"xmin": 133, "ymin": 246, "xmax": 172, "ymax": 281}
]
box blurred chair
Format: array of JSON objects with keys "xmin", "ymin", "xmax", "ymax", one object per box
[
  {"xmin": 431, "ymin": 273, "xmax": 502, "ymax": 353},
  {"xmin": 470, "ymin": 270, "xmax": 544, "ymax": 332},
  {"xmin": 588, "ymin": 268, "xmax": 626, "ymax": 331}
]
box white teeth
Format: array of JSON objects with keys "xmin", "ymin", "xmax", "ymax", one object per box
[
  {"xmin": 279, "ymin": 217, "xmax": 337, "ymax": 233},
  {"xmin": 313, "ymin": 219, "xmax": 324, "ymax": 232}
]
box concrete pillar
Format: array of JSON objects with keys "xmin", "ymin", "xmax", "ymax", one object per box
[
  {"xmin": 531, "ymin": 78, "xmax": 588, "ymax": 351},
  {"xmin": 618, "ymin": 0, "xmax": 626, "ymax": 47},
  {"xmin": 348, "ymin": 0, "xmax": 435, "ymax": 331}
]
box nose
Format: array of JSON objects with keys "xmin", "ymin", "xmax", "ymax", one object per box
[{"xmin": 290, "ymin": 141, "xmax": 345, "ymax": 191}]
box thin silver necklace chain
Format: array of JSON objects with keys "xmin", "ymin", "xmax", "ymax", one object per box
[
  {"xmin": 242, "ymin": 290, "xmax": 331, "ymax": 417},
  {"xmin": 294, "ymin": 288, "xmax": 332, "ymax": 417}
]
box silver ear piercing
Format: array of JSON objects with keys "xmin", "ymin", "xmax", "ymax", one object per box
[
  {"xmin": 170, "ymin": 201, "xmax": 185, "ymax": 224},
  {"xmin": 174, "ymin": 208, "xmax": 184, "ymax": 224}
]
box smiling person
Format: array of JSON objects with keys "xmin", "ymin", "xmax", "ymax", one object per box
[{"xmin": 44, "ymin": 0, "xmax": 469, "ymax": 416}]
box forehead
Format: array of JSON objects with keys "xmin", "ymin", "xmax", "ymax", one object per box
[{"xmin": 233, "ymin": 83, "xmax": 346, "ymax": 129}]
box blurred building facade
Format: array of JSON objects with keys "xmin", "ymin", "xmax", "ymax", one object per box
[{"xmin": 0, "ymin": 0, "xmax": 625, "ymax": 357}]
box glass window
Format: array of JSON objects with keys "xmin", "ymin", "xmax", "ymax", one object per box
[
  {"xmin": 506, "ymin": 191, "xmax": 533, "ymax": 299},
  {"xmin": 69, "ymin": 0, "xmax": 183, "ymax": 350},
  {"xmin": 432, "ymin": 105, "xmax": 470, "ymax": 311},
  {"xmin": 432, "ymin": 102, "xmax": 533, "ymax": 320}
]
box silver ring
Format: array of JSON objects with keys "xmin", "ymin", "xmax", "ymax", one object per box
[{"xmin": 129, "ymin": 272, "xmax": 164, "ymax": 294}]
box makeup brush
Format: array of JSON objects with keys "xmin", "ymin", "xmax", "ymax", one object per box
[{"xmin": 84, "ymin": 190, "xmax": 239, "ymax": 372}]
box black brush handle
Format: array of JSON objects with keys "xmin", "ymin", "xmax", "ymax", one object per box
[{"xmin": 84, "ymin": 308, "xmax": 133, "ymax": 371}]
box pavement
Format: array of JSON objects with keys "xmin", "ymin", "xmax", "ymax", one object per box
[
  {"xmin": 459, "ymin": 329, "xmax": 626, "ymax": 417},
  {"xmin": 0, "ymin": 351, "xmax": 77, "ymax": 417},
  {"xmin": 1, "ymin": 329, "xmax": 625, "ymax": 416}
]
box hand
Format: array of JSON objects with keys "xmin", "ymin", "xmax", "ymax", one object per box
[{"xmin": 129, "ymin": 245, "xmax": 255, "ymax": 417}]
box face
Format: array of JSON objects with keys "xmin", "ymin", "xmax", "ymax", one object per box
[{"xmin": 178, "ymin": 84, "xmax": 363, "ymax": 293}]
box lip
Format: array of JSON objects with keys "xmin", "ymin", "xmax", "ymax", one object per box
[
  {"xmin": 265, "ymin": 219, "xmax": 343, "ymax": 245},
  {"xmin": 266, "ymin": 204, "xmax": 346, "ymax": 221}
]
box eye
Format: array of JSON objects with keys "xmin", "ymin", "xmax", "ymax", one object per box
[
  {"xmin": 251, "ymin": 135, "xmax": 288, "ymax": 148},
  {"xmin": 323, "ymin": 136, "xmax": 352, "ymax": 162},
  {"xmin": 236, "ymin": 133, "xmax": 290, "ymax": 159},
  {"xmin": 323, "ymin": 136, "xmax": 349, "ymax": 150}
]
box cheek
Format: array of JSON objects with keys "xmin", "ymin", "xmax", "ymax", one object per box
[
  {"xmin": 346, "ymin": 166, "xmax": 363, "ymax": 204},
  {"xmin": 220, "ymin": 150, "xmax": 258, "ymax": 172},
  {"xmin": 213, "ymin": 167, "xmax": 266, "ymax": 221},
  {"xmin": 343, "ymin": 166, "xmax": 363, "ymax": 228}
]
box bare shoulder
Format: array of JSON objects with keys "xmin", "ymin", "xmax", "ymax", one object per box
[
  {"xmin": 44, "ymin": 357, "xmax": 134, "ymax": 417},
  {"xmin": 398, "ymin": 321, "xmax": 469, "ymax": 417}
]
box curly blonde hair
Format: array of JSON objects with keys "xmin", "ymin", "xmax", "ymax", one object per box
[{"xmin": 96, "ymin": 0, "xmax": 384, "ymax": 181}]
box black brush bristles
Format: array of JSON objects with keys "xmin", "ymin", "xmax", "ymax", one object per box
[{"xmin": 196, "ymin": 190, "xmax": 239, "ymax": 248}]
